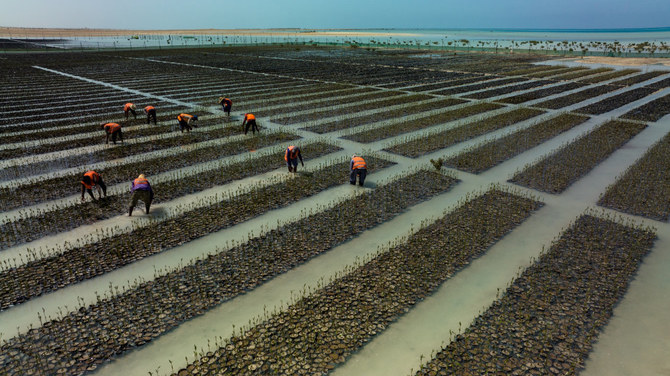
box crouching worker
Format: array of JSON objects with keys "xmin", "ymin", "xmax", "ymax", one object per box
[
  {"xmin": 81, "ymin": 170, "xmax": 107, "ymax": 202},
  {"xmin": 242, "ymin": 113, "xmax": 259, "ymax": 135},
  {"xmin": 144, "ymin": 105, "xmax": 157, "ymax": 124},
  {"xmin": 177, "ymin": 113, "xmax": 198, "ymax": 133},
  {"xmin": 124, "ymin": 103, "xmax": 137, "ymax": 120},
  {"xmin": 350, "ymin": 154, "xmax": 367, "ymax": 186},
  {"xmin": 285, "ymin": 145, "xmax": 304, "ymax": 173},
  {"xmin": 103, "ymin": 122, "xmax": 123, "ymax": 144},
  {"xmin": 218, "ymin": 97, "xmax": 232, "ymax": 116},
  {"xmin": 128, "ymin": 174, "xmax": 154, "ymax": 216}
]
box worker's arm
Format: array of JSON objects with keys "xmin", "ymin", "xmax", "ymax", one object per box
[
  {"xmin": 350, "ymin": 160, "xmax": 354, "ymax": 170},
  {"xmin": 298, "ymin": 151, "xmax": 304, "ymax": 166},
  {"xmin": 81, "ymin": 184, "xmax": 86, "ymax": 201}
]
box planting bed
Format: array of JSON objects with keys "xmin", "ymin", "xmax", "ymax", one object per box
[
  {"xmin": 270, "ymin": 94, "xmax": 432, "ymax": 125},
  {"xmin": 172, "ymin": 189, "xmax": 542, "ymax": 375},
  {"xmin": 643, "ymin": 77, "xmax": 670, "ymax": 90},
  {"xmin": 523, "ymin": 67, "xmax": 584, "ymax": 78},
  {"xmin": 346, "ymin": 102, "xmax": 508, "ymax": 143},
  {"xmin": 610, "ymin": 71, "xmax": 667, "ymax": 86},
  {"xmin": 496, "ymin": 82, "xmax": 587, "ymax": 104},
  {"xmin": 578, "ymin": 69, "xmax": 639, "ymax": 84},
  {"xmin": 431, "ymin": 77, "xmax": 527, "ymax": 96},
  {"xmin": 0, "ymin": 156, "xmax": 393, "ymax": 310},
  {"xmin": 383, "ymin": 107, "xmax": 544, "ymax": 157},
  {"xmin": 510, "ymin": 120, "xmax": 647, "ymax": 193},
  {"xmin": 302, "ymin": 97, "xmax": 466, "ymax": 134},
  {"xmin": 621, "ymin": 93, "xmax": 670, "ymax": 122},
  {"xmin": 0, "ymin": 167, "xmax": 449, "ymax": 375},
  {"xmin": 445, "ymin": 113, "xmax": 590, "ymax": 174},
  {"xmin": 534, "ymin": 84, "xmax": 622, "ymax": 109},
  {"xmin": 0, "ymin": 142, "xmax": 340, "ymax": 251},
  {"xmin": 598, "ymin": 132, "xmax": 670, "ymax": 221},
  {"xmin": 0, "ymin": 129, "xmax": 297, "ymax": 213},
  {"xmin": 550, "ymin": 67, "xmax": 611, "ymax": 80},
  {"xmin": 253, "ymin": 90, "xmax": 400, "ymax": 118},
  {"xmin": 463, "ymin": 79, "xmax": 554, "ymax": 100},
  {"xmin": 573, "ymin": 87, "xmax": 657, "ymax": 115},
  {"xmin": 417, "ymin": 215, "xmax": 656, "ymax": 376}
]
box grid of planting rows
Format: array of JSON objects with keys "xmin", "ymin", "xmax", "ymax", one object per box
[{"xmin": 0, "ymin": 46, "xmax": 668, "ymax": 376}]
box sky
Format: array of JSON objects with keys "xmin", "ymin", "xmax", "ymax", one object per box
[{"xmin": 1, "ymin": 0, "xmax": 669, "ymax": 30}]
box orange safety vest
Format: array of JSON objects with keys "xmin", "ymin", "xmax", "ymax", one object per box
[
  {"xmin": 244, "ymin": 113, "xmax": 255, "ymax": 121},
  {"xmin": 124, "ymin": 103, "xmax": 134, "ymax": 111},
  {"xmin": 222, "ymin": 98, "xmax": 232, "ymax": 105},
  {"xmin": 81, "ymin": 170, "xmax": 100, "ymax": 189},
  {"xmin": 351, "ymin": 156, "xmax": 367, "ymax": 170},
  {"xmin": 177, "ymin": 113, "xmax": 193, "ymax": 122},
  {"xmin": 285, "ymin": 145, "xmax": 299, "ymax": 161},
  {"xmin": 144, "ymin": 105, "xmax": 155, "ymax": 112},
  {"xmin": 104, "ymin": 123, "xmax": 121, "ymax": 133},
  {"xmin": 133, "ymin": 177, "xmax": 149, "ymax": 186}
]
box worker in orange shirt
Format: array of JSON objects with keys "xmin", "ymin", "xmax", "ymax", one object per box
[
  {"xmin": 80, "ymin": 170, "xmax": 107, "ymax": 202},
  {"xmin": 144, "ymin": 105, "xmax": 157, "ymax": 124},
  {"xmin": 350, "ymin": 154, "xmax": 367, "ymax": 186},
  {"xmin": 102, "ymin": 122, "xmax": 123, "ymax": 144},
  {"xmin": 124, "ymin": 103, "xmax": 137, "ymax": 120},
  {"xmin": 177, "ymin": 113, "xmax": 198, "ymax": 133},
  {"xmin": 242, "ymin": 113, "xmax": 259, "ymax": 135},
  {"xmin": 218, "ymin": 97, "xmax": 232, "ymax": 116},
  {"xmin": 285, "ymin": 145, "xmax": 304, "ymax": 173},
  {"xmin": 128, "ymin": 174, "xmax": 154, "ymax": 216}
]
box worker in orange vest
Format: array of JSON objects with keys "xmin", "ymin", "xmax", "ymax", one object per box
[
  {"xmin": 124, "ymin": 103, "xmax": 137, "ymax": 120},
  {"xmin": 350, "ymin": 154, "xmax": 367, "ymax": 186},
  {"xmin": 218, "ymin": 97, "xmax": 232, "ymax": 116},
  {"xmin": 177, "ymin": 113, "xmax": 198, "ymax": 133},
  {"xmin": 102, "ymin": 122, "xmax": 123, "ymax": 144},
  {"xmin": 242, "ymin": 113, "xmax": 259, "ymax": 135},
  {"xmin": 285, "ymin": 145, "xmax": 304, "ymax": 173},
  {"xmin": 80, "ymin": 170, "xmax": 107, "ymax": 202},
  {"xmin": 128, "ymin": 174, "xmax": 154, "ymax": 216},
  {"xmin": 144, "ymin": 105, "xmax": 157, "ymax": 124}
]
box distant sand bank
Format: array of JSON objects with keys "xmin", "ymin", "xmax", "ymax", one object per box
[
  {"xmin": 561, "ymin": 56, "xmax": 670, "ymax": 67},
  {"xmin": 0, "ymin": 27, "xmax": 417, "ymax": 38}
]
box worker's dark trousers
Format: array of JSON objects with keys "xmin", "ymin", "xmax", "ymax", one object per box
[
  {"xmin": 244, "ymin": 120, "xmax": 259, "ymax": 134},
  {"xmin": 146, "ymin": 109, "xmax": 157, "ymax": 124},
  {"xmin": 350, "ymin": 168, "xmax": 367, "ymax": 186},
  {"xmin": 111, "ymin": 130, "xmax": 123, "ymax": 144},
  {"xmin": 223, "ymin": 103, "xmax": 231, "ymax": 115},
  {"xmin": 179, "ymin": 120, "xmax": 192, "ymax": 132}
]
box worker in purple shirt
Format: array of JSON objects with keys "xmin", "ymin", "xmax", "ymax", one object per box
[{"xmin": 128, "ymin": 174, "xmax": 154, "ymax": 216}]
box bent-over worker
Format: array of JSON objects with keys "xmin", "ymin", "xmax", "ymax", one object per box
[
  {"xmin": 242, "ymin": 113, "xmax": 259, "ymax": 135},
  {"xmin": 124, "ymin": 103, "xmax": 137, "ymax": 120},
  {"xmin": 103, "ymin": 122, "xmax": 123, "ymax": 144},
  {"xmin": 350, "ymin": 154, "xmax": 367, "ymax": 187},
  {"xmin": 218, "ymin": 97, "xmax": 232, "ymax": 116},
  {"xmin": 80, "ymin": 170, "xmax": 107, "ymax": 202},
  {"xmin": 285, "ymin": 145, "xmax": 304, "ymax": 173},
  {"xmin": 144, "ymin": 105, "xmax": 157, "ymax": 125},
  {"xmin": 177, "ymin": 113, "xmax": 198, "ymax": 133},
  {"xmin": 128, "ymin": 174, "xmax": 154, "ymax": 216}
]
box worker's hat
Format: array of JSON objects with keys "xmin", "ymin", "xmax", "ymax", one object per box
[
  {"xmin": 130, "ymin": 104, "xmax": 136, "ymax": 110},
  {"xmin": 352, "ymin": 154, "xmax": 357, "ymax": 158},
  {"xmin": 138, "ymin": 174, "xmax": 145, "ymax": 179}
]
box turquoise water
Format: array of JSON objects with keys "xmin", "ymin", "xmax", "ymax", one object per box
[{"xmin": 16, "ymin": 27, "xmax": 670, "ymax": 55}]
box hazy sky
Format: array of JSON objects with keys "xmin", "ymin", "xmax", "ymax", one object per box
[{"xmin": 1, "ymin": 0, "xmax": 669, "ymax": 30}]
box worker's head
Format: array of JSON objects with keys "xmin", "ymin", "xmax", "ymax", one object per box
[
  {"xmin": 130, "ymin": 104, "xmax": 136, "ymax": 110},
  {"xmin": 82, "ymin": 175, "xmax": 92, "ymax": 185},
  {"xmin": 352, "ymin": 154, "xmax": 357, "ymax": 159},
  {"xmin": 138, "ymin": 174, "xmax": 146, "ymax": 180},
  {"xmin": 192, "ymin": 115, "xmax": 198, "ymax": 121}
]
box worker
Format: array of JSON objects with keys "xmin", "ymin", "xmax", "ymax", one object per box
[
  {"xmin": 80, "ymin": 170, "xmax": 107, "ymax": 202},
  {"xmin": 177, "ymin": 113, "xmax": 198, "ymax": 133},
  {"xmin": 128, "ymin": 174, "xmax": 154, "ymax": 216},
  {"xmin": 144, "ymin": 105, "xmax": 157, "ymax": 125},
  {"xmin": 242, "ymin": 113, "xmax": 259, "ymax": 135},
  {"xmin": 285, "ymin": 145, "xmax": 304, "ymax": 173},
  {"xmin": 218, "ymin": 97, "xmax": 232, "ymax": 116},
  {"xmin": 102, "ymin": 122, "xmax": 123, "ymax": 144},
  {"xmin": 124, "ymin": 103, "xmax": 137, "ymax": 120},
  {"xmin": 350, "ymin": 154, "xmax": 367, "ymax": 186}
]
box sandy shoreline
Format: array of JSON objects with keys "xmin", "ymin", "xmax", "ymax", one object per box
[{"xmin": 0, "ymin": 27, "xmax": 417, "ymax": 38}]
